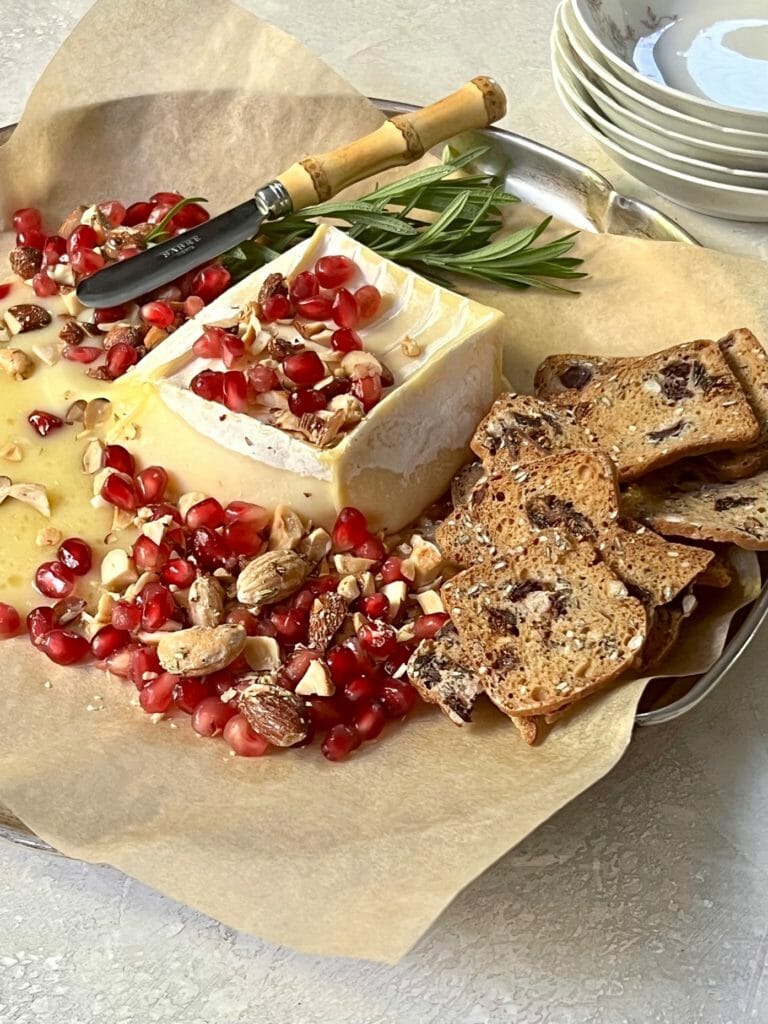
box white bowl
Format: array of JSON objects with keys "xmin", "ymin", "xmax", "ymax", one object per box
[
  {"xmin": 559, "ymin": 2, "xmax": 768, "ymax": 150},
  {"xmin": 553, "ymin": 61, "xmax": 768, "ymax": 189},
  {"xmin": 552, "ymin": 27, "xmax": 768, "ymax": 174},
  {"xmin": 570, "ymin": 0, "xmax": 768, "ymax": 129},
  {"xmin": 552, "ymin": 48, "xmax": 768, "ymax": 219}
]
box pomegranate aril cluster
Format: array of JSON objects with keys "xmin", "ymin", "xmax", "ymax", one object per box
[{"xmin": 187, "ymin": 256, "xmax": 388, "ymax": 442}]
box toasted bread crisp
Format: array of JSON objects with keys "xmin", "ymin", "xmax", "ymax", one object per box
[
  {"xmin": 545, "ymin": 340, "xmax": 760, "ymax": 481},
  {"xmin": 407, "ymin": 623, "xmax": 483, "ymax": 725},
  {"xmin": 705, "ymin": 329, "xmax": 768, "ymax": 481},
  {"xmin": 534, "ymin": 353, "xmax": 617, "ymax": 398},
  {"xmin": 470, "ymin": 393, "xmax": 590, "ymax": 474},
  {"xmin": 442, "ymin": 539, "xmax": 647, "ymax": 718},
  {"xmin": 622, "ymin": 468, "xmax": 768, "ymax": 550}
]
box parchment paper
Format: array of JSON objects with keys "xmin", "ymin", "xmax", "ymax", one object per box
[{"xmin": 0, "ymin": 0, "xmax": 766, "ymax": 962}]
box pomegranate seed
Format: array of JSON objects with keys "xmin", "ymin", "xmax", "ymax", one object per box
[
  {"xmin": 384, "ymin": 643, "xmax": 413, "ymax": 676},
  {"xmin": 321, "ymin": 723, "xmax": 360, "ymax": 761},
  {"xmin": 160, "ymin": 559, "xmax": 196, "ymax": 588},
  {"xmin": 90, "ymin": 625, "xmax": 131, "ymax": 659},
  {"xmin": 12, "ymin": 208, "xmax": 42, "ymax": 234},
  {"xmin": 295, "ymin": 295, "xmax": 333, "ymax": 320},
  {"xmin": 123, "ymin": 201, "xmax": 155, "ymax": 226},
  {"xmin": 288, "ymin": 388, "xmax": 327, "ymax": 416},
  {"xmin": 380, "ymin": 558, "xmax": 408, "ymax": 584},
  {"xmin": 224, "ymin": 501, "xmax": 271, "ymax": 527},
  {"xmin": 63, "ymin": 345, "xmax": 102, "ymax": 363},
  {"xmin": 190, "ymin": 527, "xmax": 229, "ymax": 570},
  {"xmin": 354, "ymin": 535, "xmax": 386, "ymax": 562},
  {"xmin": 140, "ymin": 583, "xmax": 177, "ymax": 632},
  {"xmin": 190, "ymin": 368, "xmax": 225, "ymax": 401},
  {"xmin": 150, "ymin": 190, "xmax": 184, "ymax": 204},
  {"xmin": 270, "ymin": 608, "xmax": 308, "ymax": 644},
  {"xmin": 284, "ymin": 350, "xmax": 325, "ymax": 386},
  {"xmin": 354, "ymin": 284, "xmax": 381, "ymax": 320},
  {"xmin": 183, "ymin": 295, "xmax": 205, "ymax": 317},
  {"xmin": 172, "ymin": 202, "xmax": 209, "ymax": 229},
  {"xmin": 261, "ymin": 294, "xmax": 292, "ymax": 321},
  {"xmin": 38, "ymin": 628, "xmax": 90, "ymax": 665},
  {"xmin": 358, "ymin": 621, "xmax": 398, "ymax": 659},
  {"xmin": 35, "ymin": 561, "xmax": 75, "ymax": 599},
  {"xmin": 43, "ymin": 235, "xmax": 67, "ymax": 265},
  {"xmin": 16, "ymin": 228, "xmax": 46, "ymax": 250},
  {"xmin": 225, "ymin": 607, "xmax": 260, "ymax": 634},
  {"xmin": 223, "ymin": 714, "xmax": 271, "ymax": 756},
  {"xmin": 67, "ymin": 225, "xmax": 98, "ymax": 252},
  {"xmin": 98, "ymin": 200, "xmax": 126, "ymax": 226},
  {"xmin": 147, "ymin": 202, "xmax": 173, "ymax": 225},
  {"xmin": 308, "ymin": 575, "xmax": 340, "ymax": 595},
  {"xmin": 192, "ymin": 326, "xmax": 226, "ymax": 359},
  {"xmin": 133, "ymin": 535, "xmax": 170, "ymax": 571},
  {"xmin": 135, "ymin": 466, "xmax": 168, "ymax": 504},
  {"xmin": 101, "ymin": 471, "xmax": 138, "ymax": 511},
  {"xmin": 326, "ymin": 646, "xmax": 358, "ymax": 685},
  {"xmin": 290, "ymin": 271, "xmax": 319, "ymax": 302},
  {"xmin": 222, "ymin": 370, "xmax": 249, "ymax": 411},
  {"xmin": 186, "ymin": 497, "xmax": 225, "ymax": 530},
  {"xmin": 32, "ymin": 272, "xmax": 58, "ymax": 297},
  {"xmin": 360, "ymin": 593, "xmax": 389, "ymax": 620},
  {"xmin": 247, "ymin": 364, "xmax": 280, "ymax": 393},
  {"xmin": 130, "ymin": 645, "xmax": 163, "ymax": 689},
  {"xmin": 331, "ymin": 327, "xmax": 362, "ymax": 352},
  {"xmin": 342, "ymin": 637, "xmax": 375, "ymax": 676},
  {"xmin": 0, "ymin": 602, "xmax": 21, "ymax": 637},
  {"xmin": 331, "ymin": 288, "xmax": 359, "ymax": 329},
  {"xmin": 283, "ymin": 648, "xmax": 320, "ymax": 685},
  {"xmin": 191, "ymin": 265, "xmax": 231, "ymax": 304},
  {"xmin": 93, "ymin": 303, "xmax": 130, "ymax": 324},
  {"xmin": 100, "ymin": 643, "xmax": 136, "ymax": 678},
  {"xmin": 292, "ymin": 588, "xmax": 315, "ymax": 612},
  {"xmin": 111, "ymin": 600, "xmax": 142, "ymax": 632},
  {"xmin": 70, "ymin": 247, "xmax": 105, "ymax": 276},
  {"xmin": 27, "ymin": 606, "xmax": 57, "ymax": 643},
  {"xmin": 315, "ymin": 254, "xmax": 356, "ymax": 289},
  {"xmin": 223, "ymin": 519, "xmax": 264, "ymax": 557},
  {"xmin": 414, "ymin": 612, "xmax": 450, "ymax": 639},
  {"xmin": 28, "ymin": 410, "xmax": 64, "ymax": 437},
  {"xmin": 344, "ymin": 676, "xmax": 378, "ymax": 702},
  {"xmin": 149, "ymin": 501, "xmax": 183, "ymax": 525},
  {"xmin": 102, "ymin": 444, "xmax": 135, "ymax": 476},
  {"xmin": 321, "ymin": 378, "xmax": 352, "ymax": 402},
  {"xmin": 332, "ymin": 507, "xmax": 368, "ymax": 552},
  {"xmin": 380, "ymin": 679, "xmax": 418, "ymax": 717},
  {"xmin": 140, "ymin": 300, "xmax": 175, "ymax": 329},
  {"xmin": 221, "ymin": 335, "xmax": 246, "ymax": 368},
  {"xmin": 192, "ymin": 696, "xmax": 237, "ymax": 736},
  {"xmin": 57, "ymin": 537, "xmax": 92, "ymax": 576},
  {"xmin": 174, "ymin": 677, "xmax": 211, "ymax": 714},
  {"xmin": 352, "ymin": 699, "xmax": 387, "ymax": 741},
  {"xmin": 105, "ymin": 342, "xmax": 138, "ymax": 378},
  {"xmin": 352, "ymin": 374, "xmax": 383, "ymax": 411},
  {"xmin": 139, "ymin": 672, "xmax": 179, "ymax": 714},
  {"xmin": 0, "ymin": 283, "xmax": 12, "ymax": 300},
  {"xmin": 307, "ymin": 696, "xmax": 347, "ymax": 730}
]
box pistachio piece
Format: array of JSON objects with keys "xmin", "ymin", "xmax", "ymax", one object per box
[{"xmin": 157, "ymin": 624, "xmax": 246, "ymax": 677}]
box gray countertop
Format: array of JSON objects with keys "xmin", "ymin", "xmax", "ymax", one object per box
[{"xmin": 1, "ymin": 3, "xmax": 767, "ymax": 1022}]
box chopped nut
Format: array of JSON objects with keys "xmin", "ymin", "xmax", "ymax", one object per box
[
  {"xmin": 58, "ymin": 205, "xmax": 87, "ymax": 238},
  {"xmin": 82, "ymin": 439, "xmax": 104, "ymax": 474},
  {"xmin": 140, "ymin": 517, "xmax": 169, "ymax": 546},
  {"xmin": 253, "ymin": 389, "xmax": 290, "ymax": 410},
  {"xmin": 31, "ymin": 343, "xmax": 60, "ymax": 366},
  {"xmin": 308, "ymin": 592, "xmax": 347, "ymax": 650},
  {"xmin": 0, "ymin": 442, "xmax": 23, "ymax": 463},
  {"xmin": 0, "ymin": 480, "xmax": 51, "ymax": 517},
  {"xmin": 9, "ymin": 245, "xmax": 43, "ymax": 280},
  {"xmin": 100, "ymin": 548, "xmax": 138, "ymax": 590},
  {"xmin": 352, "ymin": 611, "xmax": 367, "ymax": 634},
  {"xmin": 341, "ymin": 350, "xmax": 383, "ymax": 380},
  {"xmin": 59, "ymin": 320, "xmax": 85, "ymax": 346},
  {"xmin": 236, "ymin": 677, "xmax": 309, "ymax": 746},
  {"xmin": 336, "ymin": 574, "xmax": 360, "ymax": 601},
  {"xmin": 400, "ymin": 334, "xmax": 422, "ymax": 358},
  {"xmin": 512, "ymin": 716, "xmax": 539, "ymax": 745},
  {"xmin": 359, "ymin": 571, "xmax": 376, "ymax": 597},
  {"xmin": 380, "ymin": 580, "xmax": 407, "ymax": 620},
  {"xmin": 236, "ymin": 550, "xmax": 310, "ymax": 609},
  {"xmin": 297, "ymin": 409, "xmax": 345, "ymax": 447},
  {"xmin": 396, "ymin": 622, "xmax": 416, "ymax": 643},
  {"xmin": 187, "ymin": 575, "xmax": 225, "ymax": 627},
  {"xmin": 144, "ymin": 326, "xmax": 168, "ymax": 350},
  {"xmin": 327, "ymin": 393, "xmax": 364, "ymax": 426},
  {"xmin": 299, "ymin": 527, "xmax": 332, "ymax": 563},
  {"xmin": 0, "ymin": 347, "xmax": 33, "ymax": 380},
  {"xmin": 414, "ymin": 589, "xmax": 445, "ymax": 615},
  {"xmin": 408, "ymin": 535, "xmax": 444, "ymax": 587},
  {"xmin": 36, "ymin": 526, "xmax": 62, "ymax": 547},
  {"xmin": 4, "ymin": 303, "xmax": 52, "ymax": 334},
  {"xmin": 65, "ymin": 399, "xmax": 87, "ymax": 425},
  {"xmin": 83, "ymin": 398, "xmax": 111, "ymax": 431},
  {"xmin": 243, "ymin": 635, "xmax": 281, "ymax": 672},
  {"xmin": 50, "ymin": 264, "xmax": 75, "ymax": 287},
  {"xmin": 157, "ymin": 623, "xmax": 246, "ymax": 677},
  {"xmin": 94, "ymin": 591, "xmax": 115, "ymax": 625},
  {"xmin": 102, "ymin": 227, "xmax": 147, "ymax": 259},
  {"xmin": 295, "ymin": 660, "xmax": 334, "ymax": 697},
  {"xmin": 268, "ymin": 503, "xmax": 304, "ymax": 550},
  {"xmin": 332, "ymin": 554, "xmax": 376, "ymax": 575},
  {"xmin": 177, "ymin": 491, "xmax": 208, "ymax": 520},
  {"xmin": 59, "ymin": 287, "xmax": 85, "ymax": 317},
  {"xmin": 103, "ymin": 325, "xmax": 142, "ymax": 350}
]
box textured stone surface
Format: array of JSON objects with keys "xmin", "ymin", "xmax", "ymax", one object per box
[{"xmin": 1, "ymin": 2, "xmax": 767, "ymax": 1022}]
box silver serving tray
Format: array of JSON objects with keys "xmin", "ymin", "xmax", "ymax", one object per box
[{"xmin": 0, "ymin": 106, "xmax": 765, "ymax": 856}]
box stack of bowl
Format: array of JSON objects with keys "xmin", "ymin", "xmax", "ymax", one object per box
[{"xmin": 551, "ymin": 0, "xmax": 768, "ymax": 220}]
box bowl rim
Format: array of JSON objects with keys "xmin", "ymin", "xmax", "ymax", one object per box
[
  {"xmin": 569, "ymin": 0, "xmax": 768, "ymax": 124},
  {"xmin": 557, "ymin": 35, "xmax": 768, "ymax": 174},
  {"xmin": 553, "ymin": 38, "xmax": 768, "ymax": 179},
  {"xmin": 553, "ymin": 57, "xmax": 768, "ymax": 197},
  {"xmin": 557, "ymin": 1, "xmax": 768, "ymax": 142}
]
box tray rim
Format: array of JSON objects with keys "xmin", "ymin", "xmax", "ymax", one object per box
[{"xmin": 0, "ymin": 107, "xmax": 764, "ymax": 857}]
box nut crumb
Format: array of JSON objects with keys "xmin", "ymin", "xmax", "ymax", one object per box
[{"xmin": 401, "ymin": 335, "xmax": 422, "ymax": 358}]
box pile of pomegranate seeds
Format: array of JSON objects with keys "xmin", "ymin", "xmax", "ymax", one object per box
[
  {"xmin": 17, "ymin": 443, "xmax": 452, "ymax": 762},
  {"xmin": 5, "ymin": 197, "xmax": 228, "ymax": 379},
  {"xmin": 187, "ymin": 258, "xmax": 388, "ymax": 445}
]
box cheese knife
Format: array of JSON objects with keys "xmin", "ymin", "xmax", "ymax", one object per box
[{"xmin": 77, "ymin": 77, "xmax": 506, "ymax": 308}]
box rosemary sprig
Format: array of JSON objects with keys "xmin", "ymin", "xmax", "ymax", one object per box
[
  {"xmin": 223, "ymin": 147, "xmax": 586, "ymax": 293},
  {"xmin": 146, "ymin": 196, "xmax": 207, "ymax": 242}
]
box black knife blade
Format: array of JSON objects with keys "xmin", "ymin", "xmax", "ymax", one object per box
[{"xmin": 76, "ymin": 197, "xmax": 270, "ymax": 308}]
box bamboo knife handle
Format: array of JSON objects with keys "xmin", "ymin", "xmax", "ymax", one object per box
[{"xmin": 275, "ymin": 76, "xmax": 507, "ymax": 211}]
